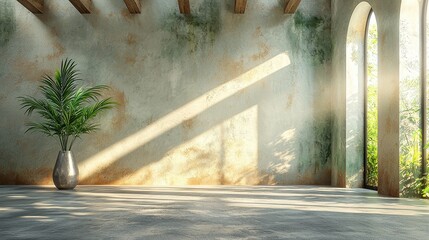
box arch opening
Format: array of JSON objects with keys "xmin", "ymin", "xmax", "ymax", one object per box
[
  {"xmin": 365, "ymin": 11, "xmax": 378, "ymax": 189},
  {"xmin": 345, "ymin": 2, "xmax": 373, "ymax": 188},
  {"xmin": 399, "ymin": 0, "xmax": 423, "ymax": 197}
]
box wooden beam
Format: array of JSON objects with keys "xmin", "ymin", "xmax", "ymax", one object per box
[
  {"xmin": 178, "ymin": 0, "xmax": 190, "ymax": 15},
  {"xmin": 234, "ymin": 0, "xmax": 247, "ymax": 14},
  {"xmin": 124, "ymin": 0, "xmax": 141, "ymax": 14},
  {"xmin": 69, "ymin": 0, "xmax": 92, "ymax": 14},
  {"xmin": 284, "ymin": 0, "xmax": 301, "ymax": 14},
  {"xmin": 17, "ymin": 0, "xmax": 43, "ymax": 14}
]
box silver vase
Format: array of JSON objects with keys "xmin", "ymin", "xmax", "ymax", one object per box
[{"xmin": 53, "ymin": 151, "xmax": 79, "ymax": 190}]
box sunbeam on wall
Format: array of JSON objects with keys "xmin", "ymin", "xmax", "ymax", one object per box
[{"xmin": 79, "ymin": 53, "xmax": 291, "ymax": 181}]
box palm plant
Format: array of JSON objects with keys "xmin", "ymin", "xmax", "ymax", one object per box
[{"xmin": 19, "ymin": 59, "xmax": 115, "ymax": 151}]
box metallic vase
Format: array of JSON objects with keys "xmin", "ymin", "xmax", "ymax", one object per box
[{"xmin": 53, "ymin": 151, "xmax": 79, "ymax": 190}]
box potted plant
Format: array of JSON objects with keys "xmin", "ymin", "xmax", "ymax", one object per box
[{"xmin": 19, "ymin": 59, "xmax": 115, "ymax": 190}]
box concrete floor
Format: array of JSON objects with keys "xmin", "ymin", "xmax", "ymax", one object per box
[{"xmin": 0, "ymin": 186, "xmax": 428, "ymax": 239}]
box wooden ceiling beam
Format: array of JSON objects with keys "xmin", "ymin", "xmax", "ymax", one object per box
[
  {"xmin": 178, "ymin": 0, "xmax": 190, "ymax": 15},
  {"xmin": 234, "ymin": 0, "xmax": 247, "ymax": 14},
  {"xmin": 17, "ymin": 0, "xmax": 44, "ymax": 14},
  {"xmin": 284, "ymin": 0, "xmax": 301, "ymax": 14},
  {"xmin": 124, "ymin": 0, "xmax": 141, "ymax": 14},
  {"xmin": 69, "ymin": 0, "xmax": 92, "ymax": 14}
]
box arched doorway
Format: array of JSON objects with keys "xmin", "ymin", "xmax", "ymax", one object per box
[
  {"xmin": 346, "ymin": 2, "xmax": 374, "ymax": 188},
  {"xmin": 364, "ymin": 10, "xmax": 378, "ymax": 190},
  {"xmin": 399, "ymin": 0, "xmax": 426, "ymax": 197}
]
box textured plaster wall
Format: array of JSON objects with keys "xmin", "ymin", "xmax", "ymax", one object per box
[
  {"xmin": 331, "ymin": 0, "xmax": 401, "ymax": 196},
  {"xmin": 0, "ymin": 0, "xmax": 332, "ymax": 185}
]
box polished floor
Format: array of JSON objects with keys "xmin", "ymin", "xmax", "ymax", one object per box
[{"xmin": 0, "ymin": 186, "xmax": 428, "ymax": 239}]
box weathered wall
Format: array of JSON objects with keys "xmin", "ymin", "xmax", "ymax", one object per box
[
  {"xmin": 331, "ymin": 0, "xmax": 401, "ymax": 196},
  {"xmin": 0, "ymin": 0, "xmax": 332, "ymax": 185}
]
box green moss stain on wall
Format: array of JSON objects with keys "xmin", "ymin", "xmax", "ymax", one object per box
[
  {"xmin": 286, "ymin": 11, "xmax": 332, "ymax": 65},
  {"xmin": 313, "ymin": 117, "xmax": 332, "ymax": 165},
  {"xmin": 0, "ymin": 1, "xmax": 16, "ymax": 47},
  {"xmin": 295, "ymin": 117, "xmax": 331, "ymax": 174},
  {"xmin": 161, "ymin": 0, "xmax": 221, "ymax": 58}
]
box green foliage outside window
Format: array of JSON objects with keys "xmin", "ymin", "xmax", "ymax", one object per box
[
  {"xmin": 400, "ymin": 130, "xmax": 424, "ymax": 197},
  {"xmin": 366, "ymin": 85, "xmax": 378, "ymax": 187}
]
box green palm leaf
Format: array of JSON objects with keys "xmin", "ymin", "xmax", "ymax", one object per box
[{"xmin": 18, "ymin": 59, "xmax": 116, "ymax": 151}]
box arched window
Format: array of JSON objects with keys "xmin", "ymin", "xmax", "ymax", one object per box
[
  {"xmin": 346, "ymin": 2, "xmax": 372, "ymax": 188},
  {"xmin": 365, "ymin": 11, "xmax": 378, "ymax": 189},
  {"xmin": 399, "ymin": 0, "xmax": 425, "ymax": 197}
]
